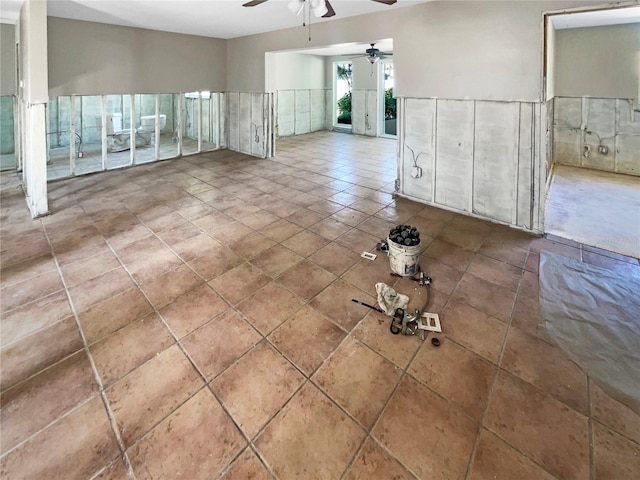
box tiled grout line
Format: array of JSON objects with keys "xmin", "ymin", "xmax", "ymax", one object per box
[{"xmin": 39, "ymin": 218, "xmax": 137, "ymax": 480}]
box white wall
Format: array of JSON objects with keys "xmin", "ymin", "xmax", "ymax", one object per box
[
  {"xmin": 274, "ymin": 53, "xmax": 326, "ymax": 90},
  {"xmin": 554, "ymin": 23, "xmax": 640, "ymax": 98},
  {"xmin": 48, "ymin": 17, "xmax": 227, "ymax": 95},
  {"xmin": 1, "ymin": 24, "xmax": 16, "ymax": 95}
]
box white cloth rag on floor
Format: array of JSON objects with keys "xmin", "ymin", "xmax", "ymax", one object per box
[{"xmin": 375, "ymin": 283, "xmax": 409, "ymax": 316}]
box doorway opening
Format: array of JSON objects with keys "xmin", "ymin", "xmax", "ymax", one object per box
[
  {"xmin": 379, "ymin": 59, "xmax": 396, "ymax": 137},
  {"xmin": 334, "ymin": 61, "xmax": 352, "ymax": 129},
  {"xmin": 543, "ymin": 4, "xmax": 640, "ymax": 259}
]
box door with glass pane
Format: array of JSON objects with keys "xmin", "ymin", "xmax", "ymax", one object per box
[{"xmin": 380, "ymin": 60, "xmax": 396, "ymax": 137}]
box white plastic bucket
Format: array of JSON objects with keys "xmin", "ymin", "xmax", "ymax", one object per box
[{"xmin": 388, "ymin": 237, "xmax": 421, "ymax": 276}]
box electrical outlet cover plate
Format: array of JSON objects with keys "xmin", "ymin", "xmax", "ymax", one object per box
[
  {"xmin": 411, "ymin": 166, "xmax": 422, "ymax": 178},
  {"xmin": 419, "ymin": 312, "xmax": 441, "ymax": 332}
]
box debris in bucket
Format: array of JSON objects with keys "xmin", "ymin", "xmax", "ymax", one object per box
[{"xmin": 388, "ymin": 225, "xmax": 420, "ymax": 246}]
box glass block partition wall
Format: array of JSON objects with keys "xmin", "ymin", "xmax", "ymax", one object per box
[{"xmin": 46, "ymin": 92, "xmax": 224, "ymax": 181}]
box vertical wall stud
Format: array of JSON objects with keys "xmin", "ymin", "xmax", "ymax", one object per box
[
  {"xmin": 101, "ymin": 95, "xmax": 107, "ymax": 171},
  {"xmin": 154, "ymin": 94, "xmax": 160, "ymax": 160}
]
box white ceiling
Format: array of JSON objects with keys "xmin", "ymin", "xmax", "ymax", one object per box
[{"xmin": 0, "ymin": 0, "xmax": 429, "ymax": 38}]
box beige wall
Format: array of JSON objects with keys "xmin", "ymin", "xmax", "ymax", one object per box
[
  {"xmin": 228, "ymin": 1, "xmax": 600, "ymax": 102},
  {"xmin": 554, "ymin": 23, "xmax": 640, "ymax": 98},
  {"xmin": 273, "ymin": 53, "xmax": 326, "ymax": 90},
  {"xmin": 1, "ymin": 24, "xmax": 16, "ymax": 95},
  {"xmin": 48, "ymin": 17, "xmax": 227, "ymax": 96}
]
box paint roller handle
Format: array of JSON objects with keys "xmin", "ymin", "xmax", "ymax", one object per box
[{"xmin": 351, "ymin": 299, "xmax": 385, "ymax": 314}]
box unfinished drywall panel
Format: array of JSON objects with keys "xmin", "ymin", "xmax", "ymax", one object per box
[
  {"xmin": 366, "ymin": 90, "xmax": 377, "ymax": 137},
  {"xmin": 582, "ymin": 97, "xmax": 616, "ymax": 171},
  {"xmin": 251, "ymin": 93, "xmax": 265, "ymax": 157},
  {"xmin": 517, "ymin": 103, "xmax": 535, "ymax": 230},
  {"xmin": 239, "ymin": 92, "xmax": 252, "ymax": 154},
  {"xmin": 616, "ymin": 135, "xmax": 640, "ymax": 176},
  {"xmin": 401, "ymin": 98, "xmax": 436, "ymax": 202},
  {"xmin": 618, "ymin": 99, "xmax": 640, "ymax": 136},
  {"xmin": 227, "ymin": 92, "xmax": 239, "ymax": 151},
  {"xmin": 294, "ymin": 90, "xmax": 311, "ymax": 135},
  {"xmin": 277, "ymin": 90, "xmax": 295, "ymax": 136},
  {"xmin": 553, "ymin": 97, "xmax": 581, "ymax": 166},
  {"xmin": 310, "ymin": 89, "xmax": 327, "ymax": 132},
  {"xmin": 435, "ymin": 99, "xmax": 474, "ymax": 212},
  {"xmin": 351, "ymin": 90, "xmax": 366, "ymax": 135},
  {"xmin": 472, "ymin": 101, "xmax": 520, "ymax": 223},
  {"xmin": 554, "ymin": 23, "xmax": 640, "ymax": 99}
]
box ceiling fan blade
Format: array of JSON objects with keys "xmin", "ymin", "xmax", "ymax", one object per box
[
  {"xmin": 370, "ymin": 0, "xmax": 398, "ymax": 5},
  {"xmin": 323, "ymin": 0, "xmax": 336, "ymax": 18},
  {"xmin": 242, "ymin": 0, "xmax": 269, "ymax": 7}
]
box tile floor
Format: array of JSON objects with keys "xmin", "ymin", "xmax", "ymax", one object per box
[{"xmin": 1, "ymin": 131, "xmax": 639, "ymax": 479}]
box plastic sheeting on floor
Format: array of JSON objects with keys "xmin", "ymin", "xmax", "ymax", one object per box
[{"xmin": 539, "ymin": 251, "xmax": 640, "ymax": 413}]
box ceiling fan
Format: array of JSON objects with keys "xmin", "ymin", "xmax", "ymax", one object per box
[
  {"xmin": 242, "ymin": 0, "xmax": 398, "ymax": 19},
  {"xmin": 354, "ymin": 43, "xmax": 392, "ymax": 64}
]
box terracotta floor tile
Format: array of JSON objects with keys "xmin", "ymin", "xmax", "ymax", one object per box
[
  {"xmin": 155, "ymin": 221, "xmax": 203, "ymax": 246},
  {"xmin": 0, "ymin": 395, "xmax": 119, "ymax": 479},
  {"xmin": 0, "ymin": 290, "xmax": 72, "ymax": 347},
  {"xmin": 451, "ymin": 273, "xmax": 516, "ymax": 322},
  {"xmin": 268, "ymin": 306, "xmax": 346, "ymax": 375},
  {"xmin": 93, "ymin": 459, "xmax": 130, "ymax": 480},
  {"xmin": 128, "ymin": 388, "xmax": 246, "ymax": 480},
  {"xmin": 313, "ymin": 336, "xmax": 402, "ymax": 429},
  {"xmin": 60, "ymin": 251, "xmax": 121, "ymax": 287},
  {"xmin": 351, "ymin": 312, "xmax": 422, "ymax": 369},
  {"xmin": 518, "ymin": 270, "xmax": 540, "ymax": 299},
  {"xmin": 469, "ymin": 429, "xmax": 556, "ymax": 480},
  {"xmin": 308, "ymin": 217, "xmax": 352, "ymax": 241},
  {"xmin": 593, "ymin": 421, "xmax": 640, "ymax": 480},
  {"xmin": 139, "ymin": 264, "xmax": 203, "ymax": 309},
  {"xmin": 484, "ymin": 370, "xmax": 589, "ymax": 480},
  {"xmin": 69, "ymin": 267, "xmax": 135, "ymax": 313},
  {"xmin": 125, "ymin": 247, "xmax": 183, "ymax": 284},
  {"xmin": 258, "ymin": 218, "xmax": 304, "ymax": 242},
  {"xmin": 478, "ymin": 238, "xmax": 529, "ymax": 268},
  {"xmin": 330, "ymin": 207, "xmax": 371, "ymax": 227},
  {"xmin": 281, "ymin": 230, "xmax": 330, "ymax": 257},
  {"xmin": 208, "ymin": 262, "xmax": 271, "ymax": 304},
  {"xmin": 421, "ymin": 260, "xmax": 464, "ymax": 295},
  {"xmin": 219, "ymin": 448, "xmax": 272, "ymax": 480},
  {"xmin": 373, "ymin": 376, "xmax": 478, "ymax": 479},
  {"xmin": 467, "ymin": 253, "xmax": 523, "ymax": 291},
  {"xmin": 409, "ymin": 337, "xmax": 495, "ymax": 420},
  {"xmin": 356, "ymin": 216, "xmax": 396, "ymax": 238},
  {"xmin": 439, "ymin": 300, "xmax": 506, "ymax": 364},
  {"xmin": 227, "ymin": 231, "xmax": 277, "ymax": 259},
  {"xmin": 308, "ymin": 242, "xmax": 360, "ymax": 276},
  {"xmin": 209, "ymin": 221, "xmax": 254, "ymax": 245},
  {"xmin": 254, "ymin": 383, "xmax": 365, "ymax": 479},
  {"xmin": 90, "ymin": 312, "xmax": 174, "ymax": 386},
  {"xmin": 0, "ymin": 254, "xmax": 57, "ymax": 289},
  {"xmin": 0, "ymin": 351, "xmax": 97, "ymax": 452},
  {"xmin": 78, "ymin": 287, "xmax": 153, "ymax": 344},
  {"xmin": 158, "ymin": 283, "xmax": 229, "ymax": 338},
  {"xmin": 525, "ymin": 249, "xmax": 540, "ymax": 274},
  {"xmin": 170, "ymin": 232, "xmax": 220, "ymax": 262},
  {"xmin": 510, "ymin": 292, "xmax": 544, "ymax": 338},
  {"xmin": 438, "ymin": 221, "xmax": 490, "ymax": 252},
  {"xmin": 211, "ymin": 341, "xmax": 305, "ymax": 438},
  {"xmin": 334, "ymin": 227, "xmax": 380, "ymax": 254},
  {"xmin": 341, "ymin": 256, "xmax": 392, "ymax": 298},
  {"xmin": 182, "ymin": 309, "xmax": 261, "ymax": 380},
  {"xmin": 0, "ymin": 316, "xmax": 83, "ymax": 391},
  {"xmin": 309, "ymin": 279, "xmax": 377, "ymax": 332},
  {"xmin": 1, "ymin": 270, "xmax": 65, "ymax": 314},
  {"xmin": 344, "ymin": 438, "xmax": 416, "ymax": 480},
  {"xmin": 591, "ymin": 381, "xmax": 640, "ymax": 444},
  {"xmin": 250, "ymin": 244, "xmax": 304, "ymax": 278},
  {"xmin": 422, "ymin": 239, "xmax": 474, "ymax": 271},
  {"xmin": 188, "ymin": 244, "xmax": 243, "ymax": 281},
  {"xmin": 276, "ymin": 260, "xmax": 336, "ymax": 301},
  {"xmin": 501, "ymin": 326, "xmax": 588, "ymax": 414},
  {"xmin": 112, "ymin": 234, "xmax": 167, "ymax": 264},
  {"xmin": 106, "ymin": 345, "xmax": 204, "ymax": 447},
  {"xmin": 236, "ymin": 282, "xmax": 304, "ymax": 335},
  {"xmin": 285, "ymin": 208, "xmax": 326, "ymax": 228}
]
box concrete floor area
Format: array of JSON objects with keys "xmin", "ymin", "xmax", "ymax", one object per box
[
  {"xmin": 545, "ymin": 165, "xmax": 640, "ymax": 259},
  {"xmin": 1, "ymin": 132, "xmax": 639, "ymax": 479}
]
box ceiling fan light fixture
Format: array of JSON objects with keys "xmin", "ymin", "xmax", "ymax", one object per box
[
  {"xmin": 311, "ymin": 0, "xmax": 328, "ymax": 17},
  {"xmin": 368, "ymin": 55, "xmax": 379, "ymax": 64},
  {"xmin": 287, "ymin": 0, "xmax": 305, "ymax": 16}
]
